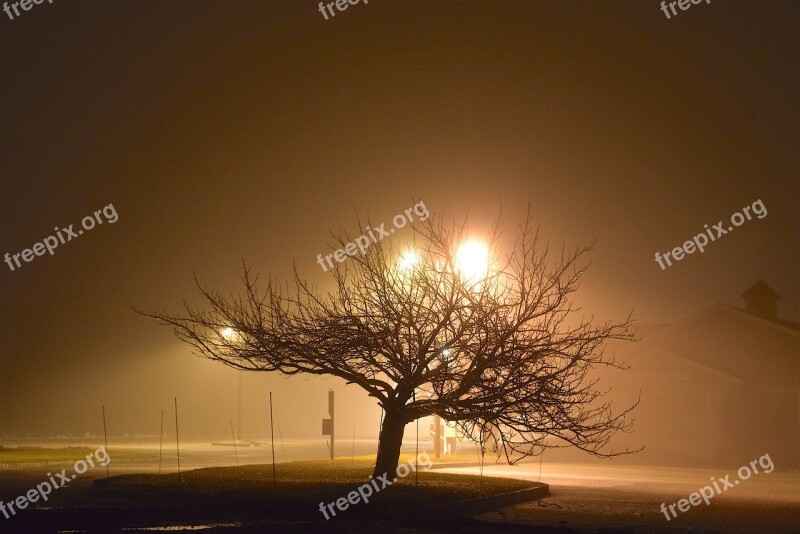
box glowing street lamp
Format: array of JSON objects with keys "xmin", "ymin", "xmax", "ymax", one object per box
[
  {"xmin": 221, "ymin": 327, "xmax": 235, "ymax": 339},
  {"xmin": 454, "ymin": 240, "xmax": 490, "ymax": 281},
  {"xmin": 397, "ymin": 250, "xmax": 421, "ymax": 271}
]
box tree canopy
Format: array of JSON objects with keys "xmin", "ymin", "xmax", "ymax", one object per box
[{"xmin": 143, "ymin": 207, "xmax": 639, "ymax": 478}]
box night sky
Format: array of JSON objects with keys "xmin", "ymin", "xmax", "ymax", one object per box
[{"xmin": 1, "ymin": 0, "xmax": 797, "ymax": 440}]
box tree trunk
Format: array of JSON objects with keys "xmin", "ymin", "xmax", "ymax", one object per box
[{"xmin": 373, "ymin": 407, "xmax": 407, "ymax": 480}]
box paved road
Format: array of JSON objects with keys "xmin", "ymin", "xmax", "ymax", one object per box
[{"xmin": 438, "ymin": 462, "xmax": 800, "ymax": 533}]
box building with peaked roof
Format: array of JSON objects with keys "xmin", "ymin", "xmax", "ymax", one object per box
[{"xmin": 610, "ymin": 280, "xmax": 799, "ymax": 468}]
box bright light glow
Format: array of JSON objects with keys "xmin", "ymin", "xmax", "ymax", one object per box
[
  {"xmin": 397, "ymin": 250, "xmax": 421, "ymax": 271},
  {"xmin": 455, "ymin": 241, "xmax": 490, "ymax": 281},
  {"xmin": 221, "ymin": 327, "xmax": 235, "ymax": 339},
  {"xmin": 442, "ymin": 348, "xmax": 452, "ymax": 358}
]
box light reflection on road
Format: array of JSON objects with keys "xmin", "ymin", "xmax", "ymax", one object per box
[{"xmin": 437, "ymin": 462, "xmax": 800, "ymax": 503}]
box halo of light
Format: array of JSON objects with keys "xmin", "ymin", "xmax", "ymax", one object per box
[
  {"xmin": 455, "ymin": 241, "xmax": 490, "ymax": 281},
  {"xmin": 397, "ymin": 250, "xmax": 421, "ymax": 271}
]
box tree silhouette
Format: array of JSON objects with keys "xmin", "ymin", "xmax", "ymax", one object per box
[{"xmin": 141, "ymin": 207, "xmax": 639, "ymax": 479}]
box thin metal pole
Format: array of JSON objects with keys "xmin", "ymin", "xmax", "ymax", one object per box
[
  {"xmin": 237, "ymin": 372, "xmax": 243, "ymax": 441},
  {"xmin": 277, "ymin": 424, "xmax": 288, "ymax": 463},
  {"xmin": 479, "ymin": 428, "xmax": 485, "ymax": 484},
  {"xmin": 377, "ymin": 407, "xmax": 384, "ymax": 456},
  {"xmin": 230, "ymin": 418, "xmax": 239, "ymax": 466},
  {"xmin": 538, "ymin": 449, "xmax": 544, "ymax": 483},
  {"xmin": 174, "ymin": 397, "xmax": 181, "ymax": 483},
  {"xmin": 475, "ymin": 440, "xmax": 482, "ymax": 482},
  {"xmin": 414, "ymin": 391, "xmax": 418, "ymax": 486},
  {"xmin": 101, "ymin": 405, "xmax": 110, "ymax": 478},
  {"xmin": 158, "ymin": 409, "xmax": 164, "ymax": 475},
  {"xmin": 269, "ymin": 392, "xmax": 276, "ymax": 488},
  {"xmin": 328, "ymin": 390, "xmax": 334, "ymax": 460}
]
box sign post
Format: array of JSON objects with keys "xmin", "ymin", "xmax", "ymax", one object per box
[
  {"xmin": 321, "ymin": 389, "xmax": 334, "ymax": 460},
  {"xmin": 430, "ymin": 414, "xmax": 443, "ymax": 459}
]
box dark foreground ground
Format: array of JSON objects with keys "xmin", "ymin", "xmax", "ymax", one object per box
[
  {"xmin": 0, "ymin": 459, "xmax": 797, "ymax": 532},
  {"xmin": 0, "ymin": 459, "xmax": 549, "ymax": 532}
]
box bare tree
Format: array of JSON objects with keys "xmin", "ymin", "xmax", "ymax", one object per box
[{"xmin": 140, "ymin": 207, "xmax": 639, "ymax": 479}]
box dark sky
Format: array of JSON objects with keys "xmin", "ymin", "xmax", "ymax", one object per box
[{"xmin": 1, "ymin": 0, "xmax": 797, "ymax": 440}]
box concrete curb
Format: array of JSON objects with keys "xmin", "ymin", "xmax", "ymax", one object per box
[
  {"xmin": 425, "ymin": 462, "xmax": 549, "ymax": 515},
  {"xmin": 386, "ymin": 482, "xmax": 549, "ymax": 520},
  {"xmin": 454, "ymin": 483, "xmax": 550, "ymax": 512}
]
